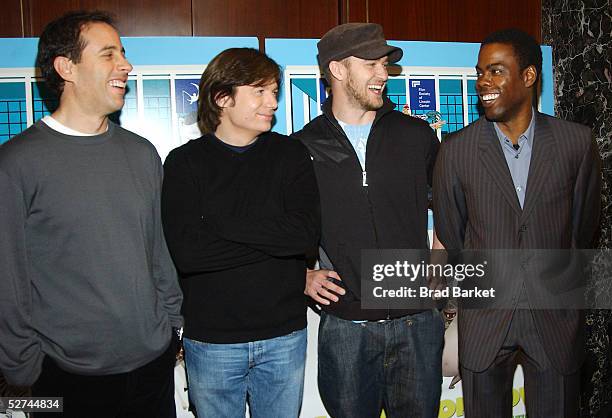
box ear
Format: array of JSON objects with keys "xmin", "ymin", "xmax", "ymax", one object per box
[
  {"xmin": 328, "ymin": 60, "xmax": 346, "ymax": 82},
  {"xmin": 523, "ymin": 65, "xmax": 537, "ymax": 89},
  {"xmin": 215, "ymin": 93, "xmax": 233, "ymax": 108},
  {"xmin": 53, "ymin": 56, "xmax": 75, "ymax": 82}
]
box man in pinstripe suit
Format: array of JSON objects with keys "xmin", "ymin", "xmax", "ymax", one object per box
[{"xmin": 433, "ymin": 29, "xmax": 601, "ymax": 417}]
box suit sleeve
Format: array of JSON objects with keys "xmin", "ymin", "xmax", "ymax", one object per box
[
  {"xmin": 151, "ymin": 153, "xmax": 183, "ymax": 328},
  {"xmin": 572, "ymin": 134, "xmax": 601, "ymax": 248},
  {"xmin": 206, "ymin": 142, "xmax": 321, "ymax": 257},
  {"xmin": 432, "ymin": 140, "xmax": 467, "ymax": 251},
  {"xmin": 425, "ymin": 127, "xmax": 441, "ymax": 188},
  {"xmin": 161, "ymin": 149, "xmax": 269, "ymax": 275},
  {"xmin": 0, "ymin": 169, "xmax": 43, "ymax": 386}
]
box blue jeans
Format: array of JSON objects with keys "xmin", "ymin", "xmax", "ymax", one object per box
[
  {"xmin": 318, "ymin": 310, "xmax": 444, "ymax": 418},
  {"xmin": 184, "ymin": 329, "xmax": 307, "ymax": 418}
]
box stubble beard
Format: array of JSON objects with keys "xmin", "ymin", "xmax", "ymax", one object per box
[{"xmin": 345, "ymin": 74, "xmax": 383, "ymax": 112}]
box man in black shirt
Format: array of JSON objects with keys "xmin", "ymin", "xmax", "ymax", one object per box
[{"xmin": 161, "ymin": 48, "xmax": 320, "ymax": 418}]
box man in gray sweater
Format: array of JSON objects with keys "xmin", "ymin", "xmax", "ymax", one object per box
[{"xmin": 0, "ymin": 11, "xmax": 182, "ymax": 418}]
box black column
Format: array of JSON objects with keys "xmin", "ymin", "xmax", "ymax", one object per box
[{"xmin": 542, "ymin": 1, "xmax": 612, "ymax": 416}]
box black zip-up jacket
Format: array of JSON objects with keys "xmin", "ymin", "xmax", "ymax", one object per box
[{"xmin": 293, "ymin": 97, "xmax": 439, "ymax": 320}]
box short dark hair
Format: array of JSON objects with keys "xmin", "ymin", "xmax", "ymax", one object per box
[
  {"xmin": 197, "ymin": 48, "xmax": 281, "ymax": 134},
  {"xmin": 321, "ymin": 56, "xmax": 350, "ymax": 85},
  {"xmin": 481, "ymin": 28, "xmax": 542, "ymax": 83},
  {"xmin": 36, "ymin": 10, "xmax": 116, "ymax": 96}
]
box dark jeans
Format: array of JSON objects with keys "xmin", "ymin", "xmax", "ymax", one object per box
[
  {"xmin": 317, "ymin": 309, "xmax": 444, "ymax": 418},
  {"xmin": 32, "ymin": 341, "xmax": 176, "ymax": 418}
]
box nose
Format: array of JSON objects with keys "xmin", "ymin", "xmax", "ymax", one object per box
[
  {"xmin": 118, "ymin": 55, "xmax": 133, "ymax": 73},
  {"xmin": 476, "ymin": 72, "xmax": 491, "ymax": 90},
  {"xmin": 266, "ymin": 91, "xmax": 278, "ymax": 110}
]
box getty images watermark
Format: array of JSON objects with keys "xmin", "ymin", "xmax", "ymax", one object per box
[
  {"xmin": 361, "ymin": 249, "xmax": 611, "ymax": 310},
  {"xmin": 371, "ymin": 258, "xmax": 494, "ymax": 299}
]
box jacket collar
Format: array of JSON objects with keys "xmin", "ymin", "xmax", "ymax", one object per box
[
  {"xmin": 321, "ymin": 95, "xmax": 395, "ymax": 131},
  {"xmin": 477, "ymin": 112, "xmax": 555, "ymax": 220}
]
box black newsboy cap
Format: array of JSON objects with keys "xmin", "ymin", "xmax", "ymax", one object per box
[{"xmin": 317, "ymin": 23, "xmax": 403, "ymax": 72}]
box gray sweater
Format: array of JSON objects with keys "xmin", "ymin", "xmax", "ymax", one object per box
[{"xmin": 0, "ymin": 121, "xmax": 183, "ymax": 386}]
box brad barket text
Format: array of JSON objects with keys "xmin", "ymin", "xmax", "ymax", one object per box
[{"xmin": 372, "ymin": 286, "xmax": 496, "ymax": 299}]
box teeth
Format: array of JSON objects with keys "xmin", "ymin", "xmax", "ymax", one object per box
[
  {"xmin": 109, "ymin": 80, "xmax": 126, "ymax": 88},
  {"xmin": 482, "ymin": 93, "xmax": 499, "ymax": 101},
  {"xmin": 368, "ymin": 84, "xmax": 383, "ymax": 91}
]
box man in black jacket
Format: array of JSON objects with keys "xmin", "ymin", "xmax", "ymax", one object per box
[
  {"xmin": 161, "ymin": 48, "xmax": 320, "ymax": 418},
  {"xmin": 293, "ymin": 23, "xmax": 443, "ymax": 418}
]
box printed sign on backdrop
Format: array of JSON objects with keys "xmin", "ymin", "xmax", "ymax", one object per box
[
  {"xmin": 174, "ymin": 78, "xmax": 202, "ymax": 143},
  {"xmin": 409, "ymin": 78, "xmax": 437, "ymax": 111}
]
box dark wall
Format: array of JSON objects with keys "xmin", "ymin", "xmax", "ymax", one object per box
[
  {"xmin": 20, "ymin": 0, "xmax": 193, "ymax": 36},
  {"xmin": 4, "ymin": 0, "xmax": 541, "ymax": 45},
  {"xmin": 342, "ymin": 0, "xmax": 541, "ymax": 42},
  {"xmin": 0, "ymin": 0, "xmax": 25, "ymax": 37}
]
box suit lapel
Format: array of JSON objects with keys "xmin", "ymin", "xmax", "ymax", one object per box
[
  {"xmin": 520, "ymin": 113, "xmax": 555, "ymax": 223},
  {"xmin": 478, "ymin": 120, "xmax": 522, "ymax": 216}
]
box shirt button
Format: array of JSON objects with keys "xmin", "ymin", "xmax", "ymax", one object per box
[{"xmin": 516, "ymin": 186, "xmax": 522, "ymax": 192}]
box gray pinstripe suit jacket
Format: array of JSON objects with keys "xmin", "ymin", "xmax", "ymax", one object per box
[{"xmin": 433, "ymin": 112, "xmax": 601, "ymax": 374}]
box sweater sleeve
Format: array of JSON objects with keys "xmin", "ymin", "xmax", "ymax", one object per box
[
  {"xmin": 206, "ymin": 142, "xmax": 321, "ymax": 257},
  {"xmin": 162, "ymin": 148, "xmax": 269, "ymax": 275},
  {"xmin": 151, "ymin": 153, "xmax": 183, "ymax": 328},
  {"xmin": 0, "ymin": 169, "xmax": 44, "ymax": 386}
]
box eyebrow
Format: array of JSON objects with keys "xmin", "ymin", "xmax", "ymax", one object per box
[
  {"xmin": 475, "ymin": 62, "xmax": 505, "ymax": 71},
  {"xmin": 98, "ymin": 45, "xmax": 126, "ymax": 54}
]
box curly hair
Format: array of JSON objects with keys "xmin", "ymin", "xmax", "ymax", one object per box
[
  {"xmin": 481, "ymin": 28, "xmax": 542, "ymax": 83},
  {"xmin": 36, "ymin": 10, "xmax": 116, "ymax": 97},
  {"xmin": 197, "ymin": 48, "xmax": 281, "ymax": 134}
]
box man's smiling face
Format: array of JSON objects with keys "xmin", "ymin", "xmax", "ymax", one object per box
[
  {"xmin": 342, "ymin": 55, "xmax": 389, "ymax": 111},
  {"xmin": 70, "ymin": 22, "xmax": 133, "ymax": 117},
  {"xmin": 475, "ymin": 42, "xmax": 534, "ymax": 123}
]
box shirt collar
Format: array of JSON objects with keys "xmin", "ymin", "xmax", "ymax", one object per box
[{"xmin": 493, "ymin": 109, "xmax": 536, "ymax": 150}]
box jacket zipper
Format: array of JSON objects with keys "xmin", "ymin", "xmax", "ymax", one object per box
[
  {"xmin": 328, "ymin": 115, "xmax": 387, "ymax": 318},
  {"xmin": 361, "ymin": 128, "xmax": 387, "ymax": 319},
  {"xmin": 328, "ymin": 119, "xmax": 380, "ymax": 244},
  {"xmin": 358, "ymin": 125, "xmax": 380, "ymax": 245}
]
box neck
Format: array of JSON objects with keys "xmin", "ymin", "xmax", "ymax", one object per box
[
  {"xmin": 331, "ymin": 90, "xmax": 376, "ymax": 125},
  {"xmin": 214, "ymin": 125, "xmax": 259, "ymax": 147},
  {"xmin": 52, "ymin": 97, "xmax": 109, "ymax": 135},
  {"xmin": 495, "ymin": 106, "xmax": 533, "ymax": 144}
]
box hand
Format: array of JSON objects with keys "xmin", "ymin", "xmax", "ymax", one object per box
[
  {"xmin": 305, "ymin": 269, "xmax": 345, "ymax": 305},
  {"xmin": 429, "ymin": 231, "xmax": 448, "ymax": 300}
]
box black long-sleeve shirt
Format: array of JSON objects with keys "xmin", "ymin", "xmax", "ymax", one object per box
[{"xmin": 162, "ymin": 132, "xmax": 320, "ymax": 343}]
